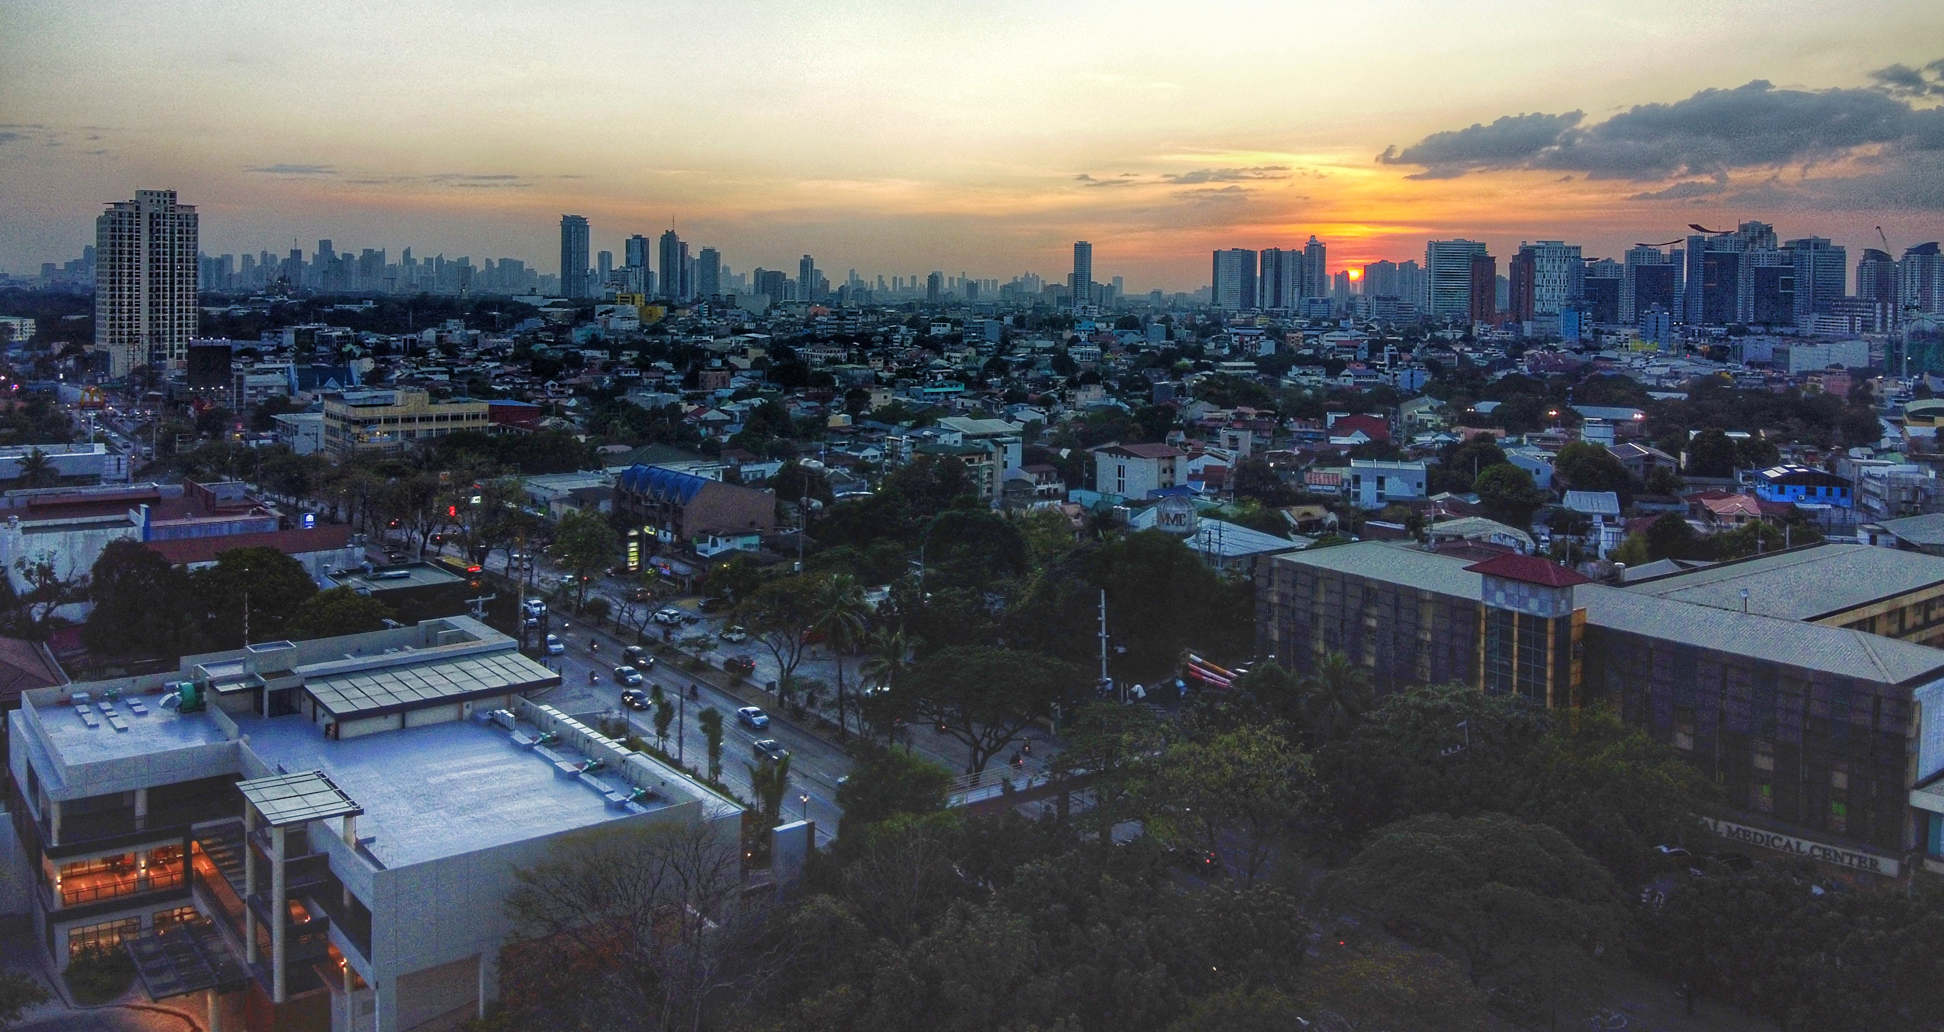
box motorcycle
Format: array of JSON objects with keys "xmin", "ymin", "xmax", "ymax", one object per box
[{"xmin": 588, "ymin": 669, "xmax": 599, "ymax": 685}]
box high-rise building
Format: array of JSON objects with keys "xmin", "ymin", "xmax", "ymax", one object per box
[
  {"xmin": 799, "ymin": 255, "xmax": 817, "ymax": 303},
  {"xmin": 559, "ymin": 215, "xmax": 590, "ymax": 299},
  {"xmin": 1397, "ymin": 260, "xmax": 1425, "ymax": 308},
  {"xmin": 1531, "ymin": 241, "xmax": 1583, "ymax": 318},
  {"xmin": 1425, "ymin": 240, "xmax": 1488, "ymax": 319},
  {"xmin": 696, "ymin": 248, "xmax": 721, "ymax": 297},
  {"xmin": 926, "ymin": 272, "xmax": 943, "ymax": 303},
  {"xmin": 1858, "ymin": 248, "xmax": 1898, "ymax": 305},
  {"xmin": 1622, "ymin": 246, "xmax": 1677, "ymax": 324},
  {"xmin": 1210, "ymin": 249, "xmax": 1258, "ymax": 311},
  {"xmin": 1361, "ymin": 260, "xmax": 1399, "ymax": 298},
  {"xmin": 1468, "ymin": 253, "xmax": 1498, "ymax": 323},
  {"xmin": 658, "ymin": 230, "xmax": 689, "ymax": 301},
  {"xmin": 1301, "ymin": 236, "xmax": 1328, "ymax": 299},
  {"xmin": 624, "ymin": 234, "xmax": 649, "ymax": 271},
  {"xmin": 1784, "ymin": 237, "xmax": 1847, "ymax": 323},
  {"xmin": 1702, "ymin": 250, "xmax": 1741, "ymax": 325},
  {"xmin": 1071, "ymin": 242, "xmax": 1093, "ymax": 308},
  {"xmin": 597, "ymin": 250, "xmax": 614, "ymax": 285},
  {"xmin": 96, "ymin": 189, "xmax": 199, "ymax": 377},
  {"xmin": 1904, "ymin": 243, "xmax": 1944, "ymax": 319},
  {"xmin": 1507, "ymin": 246, "xmax": 1536, "ymax": 323},
  {"xmin": 756, "ymin": 269, "xmax": 788, "ymax": 302},
  {"xmin": 1259, "ymin": 248, "xmax": 1298, "ymax": 310}
]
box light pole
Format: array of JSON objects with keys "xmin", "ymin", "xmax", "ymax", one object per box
[{"xmin": 798, "ymin": 793, "xmax": 810, "ymax": 821}]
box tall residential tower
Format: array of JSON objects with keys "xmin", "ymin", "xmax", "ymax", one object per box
[
  {"xmin": 559, "ymin": 215, "xmax": 590, "ymax": 299},
  {"xmin": 96, "ymin": 189, "xmax": 199, "ymax": 378}
]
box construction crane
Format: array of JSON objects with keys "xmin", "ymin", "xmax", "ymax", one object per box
[
  {"xmin": 1687, "ymin": 223, "xmax": 1732, "ymax": 235},
  {"xmin": 1634, "ymin": 239, "xmax": 1685, "ymax": 248},
  {"xmin": 1877, "ymin": 226, "xmax": 1894, "ymax": 252}
]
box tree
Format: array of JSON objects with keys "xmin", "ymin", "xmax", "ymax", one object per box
[
  {"xmin": 0, "ymin": 971, "xmax": 49, "ymax": 1031},
  {"xmin": 188, "ymin": 546, "xmax": 319, "ymax": 648},
  {"xmin": 83, "ymin": 540, "xmax": 195, "ymax": 659},
  {"xmin": 9, "ymin": 549, "xmax": 80, "ymax": 639},
  {"xmin": 737, "ymin": 576, "xmax": 821, "ymax": 704},
  {"xmin": 1473, "ymin": 462, "xmax": 1546, "ymax": 529},
  {"xmin": 288, "ymin": 586, "xmax": 395, "ymax": 639},
  {"xmin": 706, "ymin": 553, "xmax": 763, "ymax": 602},
  {"xmin": 1324, "ymin": 813, "xmax": 1626, "ymax": 1024},
  {"xmin": 834, "ymin": 745, "xmax": 952, "ymax": 826},
  {"xmin": 653, "ymin": 696, "xmax": 675, "ymax": 750},
  {"xmin": 1686, "ymin": 428, "xmax": 1739, "ymax": 478},
  {"xmin": 746, "ymin": 752, "xmax": 793, "ymax": 828},
  {"xmin": 857, "ymin": 627, "xmax": 917, "ymax": 743},
  {"xmin": 549, "ymin": 509, "xmax": 618, "ymax": 608},
  {"xmin": 1055, "ymin": 701, "xmax": 1172, "ymax": 847},
  {"xmin": 1301, "ymin": 652, "xmax": 1371, "ymax": 744},
  {"xmin": 499, "ymin": 821, "xmax": 760, "ymax": 1032},
  {"xmin": 919, "ymin": 510, "xmax": 1028, "ymax": 590},
  {"xmin": 697, "ymin": 707, "xmax": 725, "ymax": 782},
  {"xmin": 885, "ymin": 454, "xmax": 974, "ymax": 518},
  {"xmin": 902, "ymin": 646, "xmax": 1082, "ymax": 772},
  {"xmin": 809, "ymin": 573, "xmax": 871, "ymax": 735},
  {"xmin": 1160, "ymin": 724, "xmax": 1312, "ymax": 886},
  {"xmin": 1232, "ymin": 457, "xmax": 1296, "ymax": 506},
  {"xmin": 1552, "ymin": 441, "xmax": 1633, "ymax": 499},
  {"xmin": 15, "ymin": 448, "xmax": 57, "ymax": 488}
]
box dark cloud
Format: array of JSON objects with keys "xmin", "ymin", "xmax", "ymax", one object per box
[
  {"xmin": 1162, "ymin": 166, "xmax": 1290, "ymax": 184},
  {"xmin": 1628, "ymin": 173, "xmax": 1729, "ymax": 201},
  {"xmin": 1870, "ymin": 58, "xmax": 1944, "ymax": 99},
  {"xmin": 1381, "ymin": 79, "xmax": 1921, "ymax": 181},
  {"xmin": 1378, "ymin": 111, "xmax": 1583, "ymax": 178},
  {"xmin": 0, "ymin": 132, "xmax": 21, "ymax": 146},
  {"xmin": 1176, "ymin": 185, "xmax": 1249, "ymax": 205},
  {"xmin": 247, "ymin": 163, "xmax": 337, "ymax": 175}
]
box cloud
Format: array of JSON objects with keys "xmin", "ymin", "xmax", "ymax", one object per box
[
  {"xmin": 1870, "ymin": 58, "xmax": 1944, "ymax": 99},
  {"xmin": 1161, "ymin": 166, "xmax": 1290, "ymax": 184},
  {"xmin": 0, "ymin": 132, "xmax": 22, "ymax": 146},
  {"xmin": 1378, "ymin": 111, "xmax": 1584, "ymax": 178},
  {"xmin": 247, "ymin": 163, "xmax": 338, "ymax": 175},
  {"xmin": 1627, "ymin": 172, "xmax": 1730, "ymax": 201},
  {"xmin": 1176, "ymin": 185, "xmax": 1250, "ymax": 205}
]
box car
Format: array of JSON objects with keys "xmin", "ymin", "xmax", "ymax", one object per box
[
  {"xmin": 719, "ymin": 625, "xmax": 749, "ymax": 644},
  {"xmin": 544, "ymin": 634, "xmax": 564, "ymax": 656},
  {"xmin": 723, "ymin": 655, "xmax": 756, "ymax": 676},
  {"xmin": 622, "ymin": 645, "xmax": 649, "ymax": 664},
  {"xmin": 699, "ymin": 596, "xmax": 732, "ymax": 614},
  {"xmin": 735, "ymin": 706, "xmax": 770, "ymax": 730},
  {"xmin": 614, "ymin": 665, "xmax": 645, "ymax": 686},
  {"xmin": 626, "ymin": 585, "xmax": 653, "ymax": 602},
  {"xmin": 620, "ymin": 687, "xmax": 651, "ymax": 710},
  {"xmin": 523, "ymin": 598, "xmax": 547, "ymax": 616},
  {"xmin": 751, "ymin": 738, "xmax": 788, "ymax": 763},
  {"xmin": 652, "ymin": 607, "xmax": 686, "ymax": 626},
  {"xmin": 386, "ymin": 551, "xmax": 409, "ymax": 564}
]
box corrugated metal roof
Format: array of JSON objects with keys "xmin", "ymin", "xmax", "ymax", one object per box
[
  {"xmin": 1621, "ymin": 543, "xmax": 1944, "ymax": 621},
  {"xmin": 1880, "ymin": 512, "xmax": 1944, "ymax": 547},
  {"xmin": 305, "ymin": 650, "xmax": 556, "ymax": 719},
  {"xmin": 617, "ymin": 463, "xmax": 709, "ymax": 504}
]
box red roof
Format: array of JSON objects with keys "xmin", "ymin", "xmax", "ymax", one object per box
[
  {"xmin": 1463, "ymin": 552, "xmax": 1591, "ymax": 587},
  {"xmin": 143, "ymin": 525, "xmax": 354, "ymax": 567}
]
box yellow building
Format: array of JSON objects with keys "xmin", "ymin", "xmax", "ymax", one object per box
[{"xmin": 322, "ymin": 390, "xmax": 491, "ymax": 459}]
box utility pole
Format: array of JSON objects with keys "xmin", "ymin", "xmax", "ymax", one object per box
[
  {"xmin": 677, "ymin": 694, "xmax": 685, "ymax": 765},
  {"xmin": 1097, "ymin": 589, "xmax": 1114, "ymax": 702}
]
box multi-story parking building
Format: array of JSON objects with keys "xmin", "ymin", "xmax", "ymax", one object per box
[
  {"xmin": 320, "ymin": 391, "xmax": 490, "ymax": 460},
  {"xmin": 8, "ymin": 617, "xmax": 739, "ymax": 1031}
]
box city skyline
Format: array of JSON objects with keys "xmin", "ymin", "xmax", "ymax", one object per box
[{"xmin": 4, "ymin": 2, "xmax": 1943, "ymax": 289}]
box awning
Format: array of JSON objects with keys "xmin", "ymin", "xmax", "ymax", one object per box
[{"xmin": 127, "ymin": 923, "xmax": 251, "ymax": 1000}]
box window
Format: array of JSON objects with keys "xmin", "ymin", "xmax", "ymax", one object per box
[
  {"xmin": 1827, "ymin": 799, "xmax": 1848, "ymax": 834},
  {"xmin": 152, "ymin": 906, "xmax": 203, "ymax": 933},
  {"xmin": 1752, "ymin": 739, "xmax": 1774, "ymax": 772},
  {"xmin": 1751, "ymin": 781, "xmax": 1775, "ymax": 813},
  {"xmin": 68, "ymin": 917, "xmax": 141, "ymax": 959},
  {"xmin": 1673, "ymin": 706, "xmax": 1695, "ymax": 751}
]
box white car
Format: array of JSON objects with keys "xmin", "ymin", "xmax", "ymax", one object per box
[
  {"xmin": 719, "ymin": 625, "xmax": 749, "ymax": 644},
  {"xmin": 544, "ymin": 634, "xmax": 564, "ymax": 656},
  {"xmin": 652, "ymin": 607, "xmax": 687, "ymax": 626}
]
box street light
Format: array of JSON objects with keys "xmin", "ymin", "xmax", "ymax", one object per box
[{"xmin": 798, "ymin": 793, "xmax": 811, "ymax": 821}]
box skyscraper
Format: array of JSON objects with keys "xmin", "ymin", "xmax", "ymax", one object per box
[
  {"xmin": 1622, "ymin": 246, "xmax": 1676, "ymax": 324},
  {"xmin": 597, "ymin": 250, "xmax": 614, "ymax": 284},
  {"xmin": 1784, "ymin": 237, "xmax": 1847, "ymax": 324},
  {"xmin": 659, "ymin": 230, "xmax": 689, "ymax": 301},
  {"xmin": 1468, "ymin": 253, "xmax": 1498, "ymax": 323},
  {"xmin": 1425, "ymin": 239, "xmax": 1488, "ymax": 319},
  {"xmin": 1361, "ymin": 260, "xmax": 1399, "ymax": 298},
  {"xmin": 926, "ymin": 272, "xmax": 943, "ymax": 303},
  {"xmin": 799, "ymin": 255, "xmax": 817, "ymax": 303},
  {"xmin": 1259, "ymin": 249, "xmax": 1298, "ymax": 310},
  {"xmin": 1210, "ymin": 249, "xmax": 1258, "ymax": 311},
  {"xmin": 1507, "ymin": 246, "xmax": 1536, "ymax": 323},
  {"xmin": 1857, "ymin": 248, "xmax": 1898, "ymax": 304},
  {"xmin": 1301, "ymin": 236, "xmax": 1328, "ymax": 299},
  {"xmin": 1072, "ymin": 241, "xmax": 1093, "ymax": 307},
  {"xmin": 697, "ymin": 248, "xmax": 721, "ymax": 297},
  {"xmin": 96, "ymin": 189, "xmax": 198, "ymax": 378},
  {"xmin": 559, "ymin": 215, "xmax": 590, "ymax": 299},
  {"xmin": 1903, "ymin": 243, "xmax": 1944, "ymax": 318}
]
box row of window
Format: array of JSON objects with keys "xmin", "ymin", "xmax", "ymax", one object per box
[{"xmin": 65, "ymin": 906, "xmax": 203, "ymax": 959}]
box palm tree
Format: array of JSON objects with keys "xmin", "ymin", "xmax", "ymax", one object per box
[
  {"xmin": 1302, "ymin": 651, "xmax": 1372, "ymax": 744},
  {"xmin": 810, "ymin": 574, "xmax": 871, "ymax": 737},
  {"xmin": 858, "ymin": 627, "xmax": 916, "ymax": 745},
  {"xmin": 16, "ymin": 448, "xmax": 56, "ymax": 489},
  {"xmin": 745, "ymin": 752, "xmax": 792, "ymax": 828}
]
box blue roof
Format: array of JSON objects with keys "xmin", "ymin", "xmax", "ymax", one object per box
[{"xmin": 618, "ymin": 464, "xmax": 709, "ymax": 503}]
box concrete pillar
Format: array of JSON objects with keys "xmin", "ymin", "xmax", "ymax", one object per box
[
  {"xmin": 134, "ymin": 788, "xmax": 148, "ymax": 830},
  {"xmin": 271, "ymin": 825, "xmax": 287, "ymax": 1003},
  {"xmin": 342, "ymin": 814, "xmax": 357, "ymax": 848},
  {"xmin": 207, "ymin": 988, "xmax": 221, "ymax": 1032},
  {"xmin": 476, "ymin": 952, "xmax": 487, "ymax": 1019},
  {"xmin": 243, "ymin": 809, "xmax": 258, "ymax": 965},
  {"xmin": 47, "ymin": 800, "xmax": 59, "ymax": 848}
]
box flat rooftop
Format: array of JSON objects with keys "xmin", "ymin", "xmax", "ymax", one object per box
[
  {"xmin": 1621, "ymin": 543, "xmax": 1944, "ymax": 621},
  {"xmin": 233, "ymin": 713, "xmax": 680, "ymax": 868},
  {"xmin": 304, "ymin": 650, "xmax": 556, "ymax": 720},
  {"xmin": 33, "ymin": 692, "xmax": 229, "ymax": 770},
  {"xmin": 329, "ymin": 563, "xmax": 464, "ymax": 591}
]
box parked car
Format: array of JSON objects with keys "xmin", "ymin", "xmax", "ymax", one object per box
[
  {"xmin": 719, "ymin": 625, "xmax": 749, "ymax": 644},
  {"xmin": 699, "ymin": 597, "xmax": 733, "ymax": 614},
  {"xmin": 620, "ymin": 688, "xmax": 650, "ymax": 710},
  {"xmin": 735, "ymin": 706, "xmax": 770, "ymax": 730},
  {"xmin": 652, "ymin": 607, "xmax": 687, "ymax": 626},
  {"xmin": 723, "ymin": 655, "xmax": 756, "ymax": 676},
  {"xmin": 613, "ymin": 665, "xmax": 645, "ymax": 686},
  {"xmin": 751, "ymin": 738, "xmax": 788, "ymax": 763},
  {"xmin": 544, "ymin": 634, "xmax": 564, "ymax": 656}
]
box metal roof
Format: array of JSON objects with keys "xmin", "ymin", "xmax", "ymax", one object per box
[
  {"xmin": 127, "ymin": 923, "xmax": 251, "ymax": 1000},
  {"xmin": 1562, "ymin": 490, "xmax": 1622, "ymax": 516},
  {"xmin": 238, "ymin": 770, "xmax": 362, "ymax": 827},
  {"xmin": 617, "ymin": 463, "xmax": 709, "ymax": 503},
  {"xmin": 1620, "ymin": 543, "xmax": 1944, "ymax": 621},
  {"xmin": 304, "ymin": 650, "xmax": 557, "ymax": 719},
  {"xmin": 1879, "ymin": 512, "xmax": 1944, "ymax": 547}
]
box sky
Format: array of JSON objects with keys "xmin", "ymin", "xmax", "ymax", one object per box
[{"xmin": 3, "ymin": 0, "xmax": 1943, "ymax": 291}]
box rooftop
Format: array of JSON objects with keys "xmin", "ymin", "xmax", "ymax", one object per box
[
  {"xmin": 1620, "ymin": 543, "xmax": 1944, "ymax": 621},
  {"xmin": 30, "ymin": 689, "xmax": 231, "ymax": 775},
  {"xmin": 1879, "ymin": 512, "xmax": 1944, "ymax": 547},
  {"xmin": 239, "ymin": 770, "xmax": 362, "ymax": 827},
  {"xmin": 303, "ymin": 649, "xmax": 556, "ymax": 720},
  {"xmin": 328, "ymin": 561, "xmax": 465, "ymax": 591}
]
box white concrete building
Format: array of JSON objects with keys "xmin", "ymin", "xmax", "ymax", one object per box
[
  {"xmin": 95, "ymin": 190, "xmax": 198, "ymax": 377},
  {"xmin": 7, "ymin": 617, "xmax": 740, "ymax": 1032}
]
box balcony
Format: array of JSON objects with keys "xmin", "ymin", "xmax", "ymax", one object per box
[
  {"xmin": 47, "ymin": 863, "xmax": 187, "ymax": 910},
  {"xmin": 42, "ymin": 800, "xmax": 240, "ymax": 852}
]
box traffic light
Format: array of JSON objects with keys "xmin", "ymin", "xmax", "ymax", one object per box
[{"xmin": 448, "ymin": 505, "xmax": 458, "ymax": 517}]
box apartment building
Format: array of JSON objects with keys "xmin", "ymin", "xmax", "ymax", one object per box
[
  {"xmin": 1092, "ymin": 443, "xmax": 1182, "ymax": 500},
  {"xmin": 7, "ymin": 617, "xmax": 739, "ymax": 1031},
  {"xmin": 321, "ymin": 392, "xmax": 490, "ymax": 460}
]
